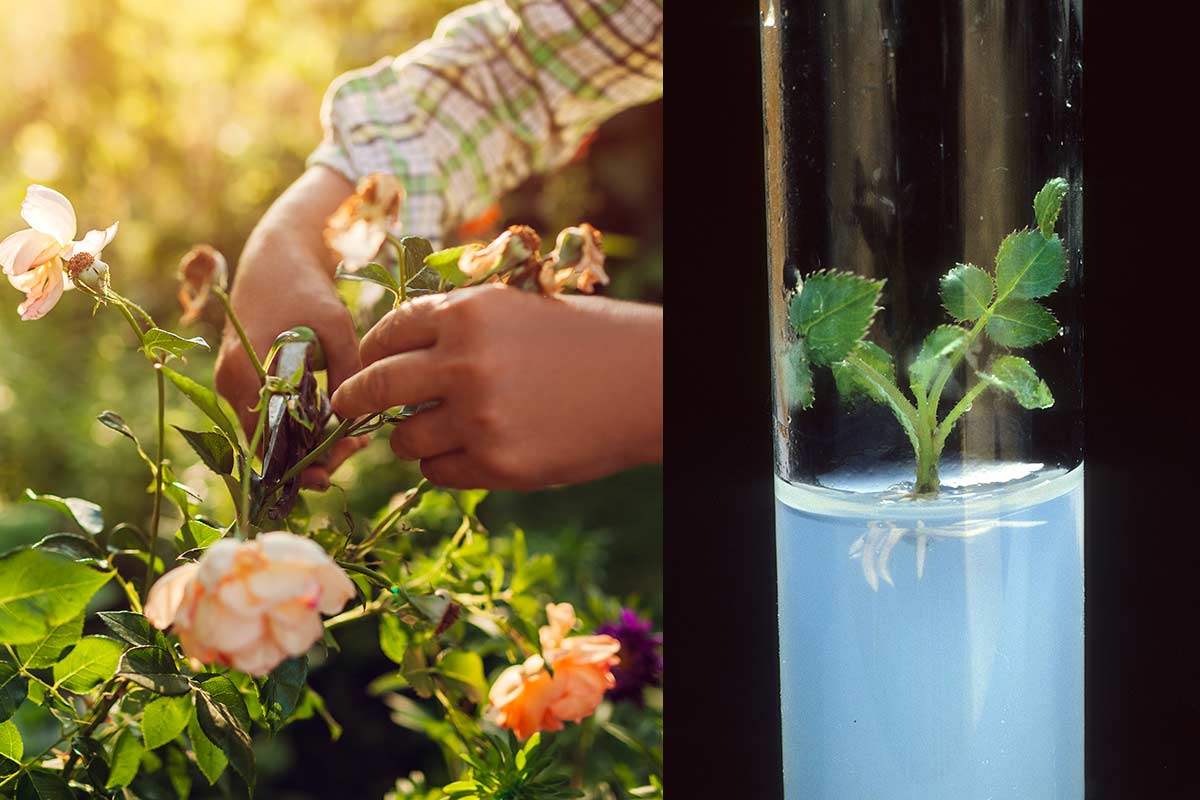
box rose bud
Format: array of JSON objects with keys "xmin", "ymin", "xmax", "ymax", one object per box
[
  {"xmin": 144, "ymin": 531, "xmax": 356, "ymax": 676},
  {"xmin": 177, "ymin": 244, "xmax": 228, "ymax": 324}
]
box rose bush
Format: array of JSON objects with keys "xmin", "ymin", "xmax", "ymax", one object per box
[{"xmin": 0, "ymin": 181, "xmax": 661, "ymax": 799}]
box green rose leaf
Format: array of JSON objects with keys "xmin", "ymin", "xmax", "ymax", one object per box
[
  {"xmin": 985, "ymin": 298, "xmax": 1060, "ymax": 347},
  {"xmin": 939, "ymin": 264, "xmax": 994, "ymax": 321},
  {"xmin": 832, "ymin": 341, "xmax": 895, "ymax": 405},
  {"xmin": 437, "ymin": 650, "xmax": 487, "ymax": 704},
  {"xmin": 173, "ymin": 426, "xmax": 236, "ymax": 475},
  {"xmin": 16, "ymin": 770, "xmax": 74, "ymax": 800},
  {"xmin": 143, "ymin": 695, "xmax": 194, "ymax": 749},
  {"xmin": 175, "ymin": 519, "xmax": 224, "ymax": 553},
  {"xmin": 15, "ymin": 614, "xmax": 84, "ymax": 669},
  {"xmin": 159, "ymin": 364, "xmax": 242, "ymax": 445},
  {"xmin": 164, "ymin": 745, "xmax": 193, "ymax": 800},
  {"xmin": 994, "ymin": 229, "xmax": 1065, "ymax": 300},
  {"xmin": 52, "ymin": 635, "xmax": 124, "ymax": 693},
  {"xmin": 194, "ymin": 674, "xmax": 255, "ymax": 788},
  {"xmin": 187, "ymin": 715, "xmax": 227, "ymax": 785},
  {"xmin": 117, "ymin": 646, "xmax": 191, "ymax": 696},
  {"xmin": 978, "ymin": 355, "xmax": 1055, "ymax": 409},
  {"xmin": 1034, "ymin": 177, "xmax": 1069, "ymax": 236},
  {"xmin": 789, "ymin": 271, "xmax": 885, "ymax": 366},
  {"xmin": 142, "ymin": 328, "xmax": 210, "ymax": 360},
  {"xmin": 335, "ymin": 262, "xmax": 400, "ymax": 297},
  {"xmin": 0, "ymin": 719, "xmax": 21, "ymax": 762},
  {"xmin": 908, "ymin": 325, "xmax": 969, "ymax": 393},
  {"xmin": 0, "ymin": 664, "xmax": 27, "ymax": 724},
  {"xmin": 780, "ymin": 338, "xmax": 814, "ymax": 410},
  {"xmin": 0, "ymin": 549, "xmax": 111, "ymax": 645},
  {"xmin": 379, "ymin": 615, "xmax": 409, "ymax": 665},
  {"xmin": 425, "ymin": 245, "xmax": 477, "ymax": 286},
  {"xmin": 260, "ymin": 657, "xmax": 307, "ymax": 734},
  {"xmin": 105, "ymin": 728, "xmax": 144, "ymax": 789},
  {"xmin": 22, "ymin": 489, "xmax": 104, "ymax": 535},
  {"xmin": 97, "ymin": 611, "xmax": 167, "ymax": 648},
  {"xmin": 402, "ymin": 645, "xmax": 435, "ymax": 699},
  {"xmin": 32, "ymin": 532, "xmax": 104, "ymax": 564},
  {"xmin": 401, "ymin": 236, "xmax": 435, "ymax": 279}
]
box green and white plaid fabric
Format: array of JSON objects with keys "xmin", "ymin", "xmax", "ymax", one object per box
[{"xmin": 308, "ymin": 0, "xmax": 664, "ymax": 246}]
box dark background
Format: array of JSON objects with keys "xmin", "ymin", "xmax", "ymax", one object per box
[{"xmin": 667, "ymin": 2, "xmax": 1200, "ymax": 797}]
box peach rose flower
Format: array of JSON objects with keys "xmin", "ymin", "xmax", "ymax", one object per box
[
  {"xmin": 324, "ymin": 173, "xmax": 404, "ymax": 271},
  {"xmin": 0, "ymin": 185, "xmax": 118, "ymax": 319},
  {"xmin": 489, "ymin": 602, "xmax": 620, "ymax": 740},
  {"xmin": 144, "ymin": 532, "xmax": 356, "ymax": 676}
]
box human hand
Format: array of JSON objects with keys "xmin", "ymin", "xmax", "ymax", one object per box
[
  {"xmin": 330, "ymin": 284, "xmax": 663, "ymax": 490},
  {"xmin": 214, "ymin": 167, "xmax": 368, "ymax": 488}
]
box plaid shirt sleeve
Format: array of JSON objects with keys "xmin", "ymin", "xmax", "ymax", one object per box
[{"xmin": 307, "ymin": 0, "xmax": 663, "ymax": 246}]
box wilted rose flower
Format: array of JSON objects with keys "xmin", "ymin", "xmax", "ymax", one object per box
[
  {"xmin": 459, "ymin": 225, "xmax": 540, "ymax": 280},
  {"xmin": 541, "ymin": 223, "xmax": 607, "ymax": 294},
  {"xmin": 489, "ymin": 602, "xmax": 619, "ymax": 740},
  {"xmin": 596, "ymin": 608, "xmax": 663, "ymax": 705},
  {"xmin": 0, "ymin": 185, "xmax": 117, "ymax": 319},
  {"xmin": 324, "ymin": 173, "xmax": 404, "ymax": 271},
  {"xmin": 144, "ymin": 531, "xmax": 356, "ymax": 676},
  {"xmin": 177, "ymin": 245, "xmax": 228, "ymax": 323}
]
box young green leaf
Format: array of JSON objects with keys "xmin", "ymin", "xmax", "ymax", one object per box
[
  {"xmin": 335, "ymin": 262, "xmax": 400, "ymax": 297},
  {"xmin": 379, "ymin": 614, "xmax": 410, "ymax": 665},
  {"xmin": 173, "ymin": 426, "xmax": 236, "ymax": 475},
  {"xmin": 0, "ymin": 549, "xmax": 111, "ymax": 645},
  {"xmin": 780, "ymin": 338, "xmax": 814, "ymax": 410},
  {"xmin": 159, "ymin": 365, "xmax": 242, "ymax": 445},
  {"xmin": 105, "ymin": 729, "xmax": 144, "ymax": 789},
  {"xmin": 142, "ymin": 328, "xmax": 210, "ymax": 360},
  {"xmin": 15, "ymin": 614, "xmax": 84, "ymax": 669},
  {"xmin": 175, "ymin": 519, "xmax": 224, "ymax": 553},
  {"xmin": 143, "ymin": 695, "xmax": 194, "ymax": 749},
  {"xmin": 22, "ymin": 489, "xmax": 104, "ymax": 535},
  {"xmin": 789, "ymin": 271, "xmax": 885, "ymax": 365},
  {"xmin": 978, "ymin": 355, "xmax": 1055, "ymax": 409},
  {"xmin": 52, "ymin": 635, "xmax": 123, "ymax": 692},
  {"xmin": 908, "ymin": 326, "xmax": 968, "ymax": 393},
  {"xmin": 985, "ymin": 297, "xmax": 1059, "ymax": 347},
  {"xmin": 187, "ymin": 714, "xmax": 227, "ymax": 785},
  {"xmin": 117, "ymin": 646, "xmax": 191, "ymax": 696},
  {"xmin": 939, "ymin": 264, "xmax": 993, "ymax": 321},
  {"xmin": 425, "ymin": 245, "xmax": 478, "ymax": 286},
  {"xmin": 832, "ymin": 341, "xmax": 895, "ymax": 404},
  {"xmin": 0, "ymin": 719, "xmax": 21, "ymax": 762},
  {"xmin": 1034, "ymin": 177, "xmax": 1069, "ymax": 236},
  {"xmin": 437, "ymin": 650, "xmax": 488, "ymax": 704},
  {"xmin": 0, "ymin": 664, "xmax": 27, "ymax": 724},
  {"xmin": 994, "ymin": 229, "xmax": 1065, "ymax": 299},
  {"xmin": 260, "ymin": 657, "xmax": 307, "ymax": 734}
]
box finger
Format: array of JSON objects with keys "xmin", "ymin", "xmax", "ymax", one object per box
[
  {"xmin": 419, "ymin": 450, "xmax": 488, "ymax": 489},
  {"xmin": 313, "ymin": 306, "xmax": 363, "ymax": 394},
  {"xmin": 330, "ymin": 350, "xmax": 447, "ymax": 419},
  {"xmin": 359, "ymin": 295, "xmax": 442, "ymax": 367},
  {"xmin": 300, "ymin": 466, "xmax": 331, "ymax": 491},
  {"xmin": 389, "ymin": 406, "xmax": 459, "ymax": 461}
]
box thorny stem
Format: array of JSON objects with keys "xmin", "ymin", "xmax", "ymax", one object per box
[
  {"xmin": 387, "ymin": 234, "xmax": 408, "ymax": 304},
  {"xmin": 240, "ymin": 388, "xmax": 270, "ymax": 537},
  {"xmin": 143, "ymin": 367, "xmax": 165, "ymax": 597},
  {"xmin": 215, "ymin": 287, "xmax": 267, "ymax": 381},
  {"xmin": 356, "ymin": 479, "xmax": 431, "ymax": 553}
]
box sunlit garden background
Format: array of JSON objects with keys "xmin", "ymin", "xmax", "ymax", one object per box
[{"xmin": 0, "ymin": 1, "xmax": 662, "ymax": 796}]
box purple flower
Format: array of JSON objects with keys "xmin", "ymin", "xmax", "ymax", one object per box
[{"xmin": 596, "ymin": 608, "xmax": 663, "ymax": 705}]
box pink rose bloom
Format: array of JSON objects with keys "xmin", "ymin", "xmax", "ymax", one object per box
[
  {"xmin": 324, "ymin": 173, "xmax": 404, "ymax": 271},
  {"xmin": 0, "ymin": 185, "xmax": 117, "ymax": 320},
  {"xmin": 489, "ymin": 602, "xmax": 620, "ymax": 739},
  {"xmin": 144, "ymin": 532, "xmax": 356, "ymax": 676}
]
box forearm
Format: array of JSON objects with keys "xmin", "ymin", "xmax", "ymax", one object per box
[{"xmin": 232, "ymin": 166, "xmax": 354, "ymax": 299}]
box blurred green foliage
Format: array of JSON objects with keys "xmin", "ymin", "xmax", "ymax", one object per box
[{"xmin": 0, "ymin": 1, "xmax": 661, "ymax": 796}]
